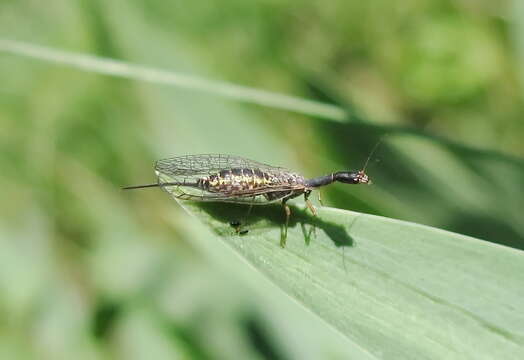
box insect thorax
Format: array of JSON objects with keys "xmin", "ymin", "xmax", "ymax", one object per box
[{"xmin": 199, "ymin": 168, "xmax": 304, "ymax": 195}]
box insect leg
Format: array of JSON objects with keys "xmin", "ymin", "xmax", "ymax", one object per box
[
  {"xmin": 304, "ymin": 190, "xmax": 317, "ymax": 216},
  {"xmin": 230, "ymin": 221, "xmax": 249, "ymax": 235},
  {"xmin": 239, "ymin": 201, "xmax": 254, "ymax": 235},
  {"xmin": 230, "ymin": 198, "xmax": 254, "ymax": 235},
  {"xmin": 245, "ymin": 201, "xmax": 254, "ymax": 219},
  {"xmin": 281, "ymin": 199, "xmax": 291, "ymax": 248},
  {"xmin": 317, "ymin": 190, "xmax": 324, "ymax": 206}
]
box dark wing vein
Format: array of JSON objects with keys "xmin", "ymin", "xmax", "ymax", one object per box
[
  {"xmin": 175, "ymin": 186, "xmax": 302, "ymax": 203},
  {"xmin": 171, "ymin": 183, "xmax": 303, "ymax": 199}
]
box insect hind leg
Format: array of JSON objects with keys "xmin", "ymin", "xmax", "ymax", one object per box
[
  {"xmin": 230, "ymin": 199, "xmax": 255, "ymax": 235},
  {"xmin": 280, "ymin": 199, "xmax": 291, "ymax": 248}
]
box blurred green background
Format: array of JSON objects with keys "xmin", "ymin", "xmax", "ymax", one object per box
[{"xmin": 1, "ymin": 1, "xmax": 524, "ymax": 359}]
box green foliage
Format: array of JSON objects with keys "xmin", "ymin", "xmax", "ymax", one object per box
[
  {"xmin": 0, "ymin": 0, "xmax": 523, "ymax": 359},
  {"xmin": 183, "ymin": 201, "xmax": 524, "ymax": 359}
]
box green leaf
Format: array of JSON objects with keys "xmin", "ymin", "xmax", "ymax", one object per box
[
  {"xmin": 3, "ymin": 38, "xmax": 523, "ymax": 249},
  {"xmin": 180, "ymin": 200, "xmax": 524, "ymax": 359},
  {"xmin": 0, "ymin": 39, "xmax": 346, "ymax": 122}
]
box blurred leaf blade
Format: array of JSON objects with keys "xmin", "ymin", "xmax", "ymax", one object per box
[
  {"xmin": 0, "ymin": 39, "xmax": 347, "ymax": 122},
  {"xmin": 181, "ymin": 201, "xmax": 524, "ymax": 359}
]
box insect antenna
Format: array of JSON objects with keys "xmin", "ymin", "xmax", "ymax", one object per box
[{"xmin": 361, "ymin": 134, "xmax": 387, "ymax": 174}]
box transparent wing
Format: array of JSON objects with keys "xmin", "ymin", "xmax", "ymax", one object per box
[
  {"xmin": 155, "ymin": 154, "xmax": 303, "ymax": 204},
  {"xmin": 155, "ymin": 154, "xmax": 287, "ymax": 177}
]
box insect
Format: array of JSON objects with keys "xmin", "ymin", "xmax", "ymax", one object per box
[{"xmin": 123, "ymin": 154, "xmax": 371, "ymax": 247}]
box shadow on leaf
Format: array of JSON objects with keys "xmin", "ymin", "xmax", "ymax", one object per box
[{"xmin": 189, "ymin": 201, "xmax": 354, "ymax": 248}]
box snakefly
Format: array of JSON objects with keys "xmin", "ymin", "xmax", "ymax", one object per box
[{"xmin": 123, "ymin": 154, "xmax": 372, "ymax": 247}]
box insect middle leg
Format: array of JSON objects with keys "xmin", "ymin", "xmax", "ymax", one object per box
[{"xmin": 304, "ymin": 190, "xmax": 317, "ymax": 216}]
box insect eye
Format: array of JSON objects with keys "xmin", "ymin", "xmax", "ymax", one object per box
[{"xmin": 356, "ymin": 172, "xmax": 370, "ymax": 184}]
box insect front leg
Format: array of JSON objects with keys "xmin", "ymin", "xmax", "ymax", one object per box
[
  {"xmin": 317, "ymin": 190, "xmax": 324, "ymax": 206},
  {"xmin": 304, "ymin": 190, "xmax": 317, "ymax": 216}
]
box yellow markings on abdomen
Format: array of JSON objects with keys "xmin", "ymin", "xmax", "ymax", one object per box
[{"xmin": 205, "ymin": 168, "xmax": 276, "ymax": 193}]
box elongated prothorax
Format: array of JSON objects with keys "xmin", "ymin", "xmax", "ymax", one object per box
[{"xmin": 305, "ymin": 171, "xmax": 370, "ymax": 188}]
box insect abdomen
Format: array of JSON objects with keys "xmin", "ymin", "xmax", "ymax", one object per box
[{"xmin": 202, "ymin": 168, "xmax": 303, "ymax": 194}]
